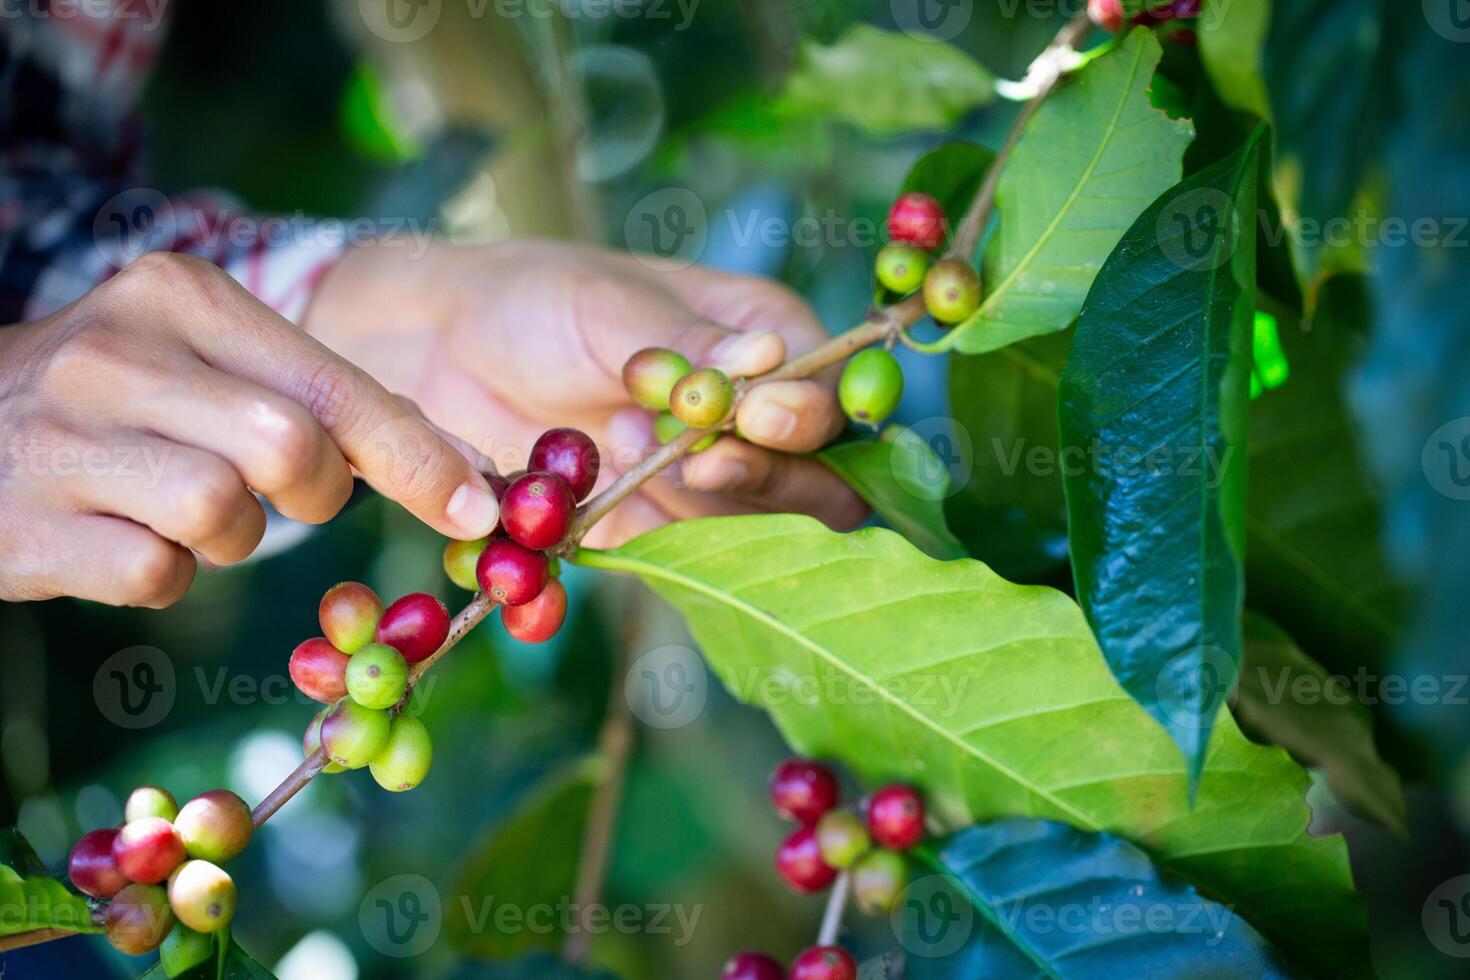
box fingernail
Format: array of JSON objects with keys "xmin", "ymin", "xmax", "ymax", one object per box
[
  {"xmin": 446, "ymin": 482, "xmax": 499, "ymax": 537},
  {"xmin": 710, "ymin": 331, "xmax": 778, "ymax": 374},
  {"xmin": 687, "ymin": 456, "xmax": 748, "ymax": 493},
  {"xmin": 745, "ymin": 402, "xmax": 798, "ymax": 443}
]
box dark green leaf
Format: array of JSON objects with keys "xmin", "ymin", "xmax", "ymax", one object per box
[
  {"xmin": 1197, "ymin": 0, "xmax": 1270, "ymax": 118},
  {"xmin": 819, "ymin": 434, "xmax": 966, "ymax": 560},
  {"xmin": 1060, "ymin": 128, "xmax": 1265, "ymax": 786},
  {"xmin": 137, "ymin": 938, "xmax": 276, "ymax": 979}
]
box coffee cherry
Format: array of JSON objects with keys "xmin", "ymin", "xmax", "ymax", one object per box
[
  {"xmin": 1088, "ymin": 0, "xmax": 1125, "ymax": 31},
  {"xmin": 923, "ymin": 259, "xmax": 982, "ymax": 324},
  {"xmin": 304, "ymin": 709, "xmax": 348, "ymax": 774},
  {"xmin": 770, "ymin": 759, "xmax": 839, "ymax": 824},
  {"xmin": 345, "ymin": 642, "xmax": 409, "ymax": 710},
  {"xmin": 68, "ymin": 828, "xmax": 128, "ymax": 899},
  {"xmin": 530, "ymin": 428, "xmax": 601, "ymax": 501},
  {"xmin": 289, "ymin": 637, "xmax": 351, "ymax": 704},
  {"xmin": 501, "ymin": 472, "xmax": 577, "ymax": 550},
  {"xmin": 124, "ymin": 786, "xmax": 179, "ymax": 824},
  {"xmin": 624, "ymin": 347, "xmax": 694, "ymax": 410},
  {"xmin": 174, "ymin": 790, "xmax": 253, "ymax": 864},
  {"xmin": 502, "ymin": 578, "xmax": 568, "ymax": 643},
  {"xmin": 791, "ymin": 946, "xmax": 857, "ymax": 980},
  {"xmin": 838, "ymin": 348, "xmax": 904, "ymax": 429},
  {"xmin": 887, "ymin": 192, "xmax": 946, "ymax": 250},
  {"xmin": 113, "ymin": 817, "xmax": 186, "ymax": 885},
  {"xmin": 851, "ymin": 849, "xmax": 906, "ymax": 916},
  {"xmin": 160, "ymin": 923, "xmax": 213, "ymax": 977},
  {"xmin": 376, "ymin": 593, "xmax": 450, "ymax": 664},
  {"xmin": 320, "ymin": 698, "xmax": 392, "ymax": 769},
  {"xmin": 653, "ymin": 412, "xmax": 719, "ymax": 452},
  {"xmin": 724, "ymin": 952, "xmax": 786, "ymax": 980},
  {"xmin": 670, "ymin": 368, "xmax": 735, "ymax": 429},
  {"xmin": 815, "ymin": 809, "xmax": 871, "ymax": 869},
  {"xmin": 319, "ymin": 582, "xmax": 384, "ymax": 654},
  {"xmin": 476, "ymin": 538, "xmax": 551, "ymax": 606},
  {"xmin": 444, "ymin": 537, "xmax": 489, "ymax": 591},
  {"xmin": 865, "ymin": 784, "xmax": 925, "ymax": 850},
  {"xmin": 369, "ymin": 715, "xmax": 434, "ymax": 792},
  {"xmin": 105, "ymin": 883, "xmax": 174, "ymax": 955},
  {"xmin": 775, "ymin": 825, "xmax": 837, "ymax": 894},
  {"xmin": 875, "ymin": 243, "xmax": 931, "ymax": 294},
  {"xmin": 167, "ymin": 860, "xmax": 236, "ymax": 934}
]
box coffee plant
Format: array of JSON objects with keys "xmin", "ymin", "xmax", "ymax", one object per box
[{"xmin": 4, "ymin": 0, "xmax": 1467, "ymax": 977}]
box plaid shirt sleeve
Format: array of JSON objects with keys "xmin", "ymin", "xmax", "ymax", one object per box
[{"xmin": 0, "ymin": 1, "xmax": 343, "ymax": 326}]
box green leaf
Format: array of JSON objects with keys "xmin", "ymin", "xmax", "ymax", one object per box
[
  {"xmin": 1060, "ymin": 128, "xmax": 1265, "ymax": 786},
  {"xmin": 779, "ymin": 26, "xmax": 994, "ymax": 136},
  {"xmin": 575, "ymin": 515, "xmax": 1366, "ymax": 976},
  {"xmin": 138, "ymin": 938, "xmax": 277, "ymax": 979},
  {"xmin": 1235, "ymin": 613, "xmax": 1407, "ymax": 836},
  {"xmin": 0, "ymin": 828, "xmax": 100, "ymax": 939},
  {"xmin": 446, "ymin": 759, "xmax": 599, "ymax": 959},
  {"xmin": 1197, "ymin": 0, "xmax": 1271, "ymax": 119},
  {"xmin": 941, "ymin": 29, "xmax": 1193, "ymax": 355},
  {"xmin": 906, "ymin": 820, "xmax": 1292, "ymax": 978},
  {"xmin": 819, "ymin": 433, "xmax": 966, "ymax": 561}
]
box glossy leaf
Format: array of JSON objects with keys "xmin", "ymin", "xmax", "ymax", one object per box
[
  {"xmin": 819, "ymin": 433, "xmax": 966, "ymax": 561},
  {"xmin": 1197, "ymin": 0, "xmax": 1270, "ymax": 119},
  {"xmin": 1060, "ymin": 129, "xmax": 1264, "ymax": 786},
  {"xmin": 139, "ymin": 938, "xmax": 276, "ymax": 979},
  {"xmin": 576, "ymin": 515, "xmax": 1365, "ymax": 975},
  {"xmin": 0, "ymin": 828, "xmax": 100, "ymax": 938},
  {"xmin": 906, "ymin": 819, "xmax": 1291, "ymax": 978}
]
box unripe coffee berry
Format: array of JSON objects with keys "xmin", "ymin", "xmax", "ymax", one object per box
[
  {"xmin": 105, "ymin": 883, "xmax": 174, "ymax": 955},
  {"xmin": 321, "ymin": 699, "xmax": 392, "ymax": 769},
  {"xmin": 501, "ymin": 472, "xmax": 577, "ymax": 550},
  {"xmin": 113, "ymin": 817, "xmax": 186, "ymax": 885},
  {"xmin": 724, "ymin": 952, "xmax": 786, "ymax": 980},
  {"xmin": 923, "ymin": 259, "xmax": 982, "ymax": 324},
  {"xmin": 791, "ymin": 946, "xmax": 857, "ymax": 980},
  {"xmin": 838, "ymin": 348, "xmax": 904, "ymax": 429},
  {"xmin": 502, "ymin": 578, "xmax": 568, "ymax": 644},
  {"xmin": 160, "ymin": 923, "xmax": 213, "ymax": 977},
  {"xmin": 670, "ymin": 367, "xmax": 735, "ymax": 429},
  {"xmin": 289, "ymin": 637, "xmax": 351, "ymax": 704},
  {"xmin": 319, "ymin": 581, "xmax": 384, "ymax": 654},
  {"xmin": 369, "ymin": 715, "xmax": 434, "ymax": 792},
  {"xmin": 886, "ymin": 192, "xmax": 946, "ymax": 250},
  {"xmin": 345, "ymin": 642, "xmax": 409, "ymax": 710},
  {"xmin": 775, "ymin": 825, "xmax": 837, "ymax": 894},
  {"xmin": 444, "ymin": 537, "xmax": 489, "ymax": 591},
  {"xmin": 624, "ymin": 347, "xmax": 693, "ymax": 410},
  {"xmin": 167, "ymin": 860, "xmax": 236, "ymax": 934},
  {"xmin": 770, "ymin": 759, "xmax": 839, "ymax": 824},
  {"xmin": 376, "ymin": 592, "xmax": 450, "ymax": 664},
  {"xmin": 304, "ymin": 709, "xmax": 347, "ymax": 773},
  {"xmin": 530, "ymin": 428, "xmax": 601, "ymax": 501},
  {"xmin": 875, "ymin": 243, "xmax": 931, "ymax": 294},
  {"xmin": 68, "ymin": 828, "xmax": 128, "ymax": 899},
  {"xmin": 1088, "ymin": 0, "xmax": 1125, "ymax": 31},
  {"xmin": 866, "ymin": 784, "xmax": 925, "ymax": 850},
  {"xmin": 815, "ymin": 809, "xmax": 871, "ymax": 869},
  {"xmin": 174, "ymin": 790, "xmax": 253, "ymax": 864},
  {"xmin": 654, "ymin": 412, "xmax": 719, "ymax": 452},
  {"xmin": 476, "ymin": 538, "xmax": 551, "ymax": 606},
  {"xmin": 124, "ymin": 786, "xmax": 179, "ymax": 824},
  {"xmin": 851, "ymin": 849, "xmax": 906, "ymax": 916}
]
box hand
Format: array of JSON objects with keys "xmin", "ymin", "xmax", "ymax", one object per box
[
  {"xmin": 0, "ymin": 253, "xmax": 501, "ymax": 607},
  {"xmin": 303, "ymin": 240, "xmax": 868, "ymax": 548}
]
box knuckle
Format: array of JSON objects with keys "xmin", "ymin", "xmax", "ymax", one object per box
[
  {"xmin": 111, "ymin": 251, "xmax": 220, "ymax": 300},
  {"xmin": 119, "ymin": 540, "xmax": 185, "ymax": 605},
  {"xmin": 293, "ymin": 359, "xmax": 360, "ymax": 432},
  {"xmin": 174, "ymin": 464, "xmax": 244, "ymax": 540},
  {"xmin": 249, "ymin": 401, "xmax": 320, "ymax": 488}
]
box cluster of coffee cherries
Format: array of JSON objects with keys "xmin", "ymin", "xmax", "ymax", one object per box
[
  {"xmin": 722, "ymin": 759, "xmax": 928, "ymax": 980},
  {"xmin": 875, "ymin": 192, "xmax": 981, "ymax": 330},
  {"xmin": 1089, "ymin": 0, "xmax": 1200, "ymax": 35},
  {"xmin": 67, "ymin": 786, "xmax": 253, "ymax": 972},
  {"xmin": 621, "ymin": 348, "xmax": 736, "ymax": 453}
]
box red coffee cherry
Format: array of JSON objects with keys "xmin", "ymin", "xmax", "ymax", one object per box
[
  {"xmin": 319, "ymin": 582, "xmax": 384, "ymax": 654},
  {"xmin": 865, "ymin": 784, "xmax": 925, "ymax": 850},
  {"xmin": 502, "ymin": 578, "xmax": 568, "ymax": 643},
  {"xmin": 69, "ymin": 828, "xmax": 129, "ymax": 899},
  {"xmin": 775, "ymin": 825, "xmax": 838, "ymax": 894},
  {"xmin": 105, "ymin": 883, "xmax": 174, "ymax": 955},
  {"xmin": 123, "ymin": 786, "xmax": 178, "ymax": 824},
  {"xmin": 723, "ymin": 952, "xmax": 786, "ymax": 980},
  {"xmin": 376, "ymin": 593, "xmax": 451, "ymax": 664},
  {"xmin": 886, "ymin": 192, "xmax": 946, "ymax": 250},
  {"xmin": 113, "ymin": 817, "xmax": 186, "ymax": 885},
  {"xmin": 174, "ymin": 790, "xmax": 253, "ymax": 864},
  {"xmin": 529, "ymin": 428, "xmax": 601, "ymax": 502},
  {"xmin": 790, "ymin": 946, "xmax": 857, "ymax": 980},
  {"xmin": 501, "ymin": 472, "xmax": 577, "ymax": 550},
  {"xmin": 1088, "ymin": 0, "xmax": 1125, "ymax": 31},
  {"xmin": 167, "ymin": 859, "xmax": 236, "ymax": 934},
  {"xmin": 770, "ymin": 758, "xmax": 839, "ymax": 824},
  {"xmin": 303, "ymin": 708, "xmax": 348, "ymax": 773},
  {"xmin": 289, "ymin": 637, "xmax": 351, "ymax": 704},
  {"xmin": 476, "ymin": 538, "xmax": 551, "ymax": 606}
]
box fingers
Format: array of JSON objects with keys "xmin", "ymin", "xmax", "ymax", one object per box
[
  {"xmin": 736, "ymin": 380, "xmax": 845, "ymax": 453},
  {"xmin": 2, "ymin": 514, "xmax": 197, "ymax": 609},
  {"xmin": 681, "ymin": 438, "xmax": 869, "ymax": 532}
]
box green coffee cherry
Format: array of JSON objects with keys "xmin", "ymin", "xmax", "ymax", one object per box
[
  {"xmin": 167, "ymin": 860, "xmax": 236, "ymax": 934},
  {"xmin": 345, "ymin": 642, "xmax": 409, "ymax": 710},
  {"xmin": 654, "ymin": 412, "xmax": 718, "ymax": 452},
  {"xmin": 669, "ymin": 367, "xmax": 735, "ymax": 429},
  {"xmin": 923, "ymin": 259, "xmax": 982, "ymax": 324},
  {"xmin": 815, "ymin": 809, "xmax": 871, "ymax": 869},
  {"xmin": 875, "ymin": 244, "xmax": 931, "ymax": 295},
  {"xmin": 443, "ymin": 537, "xmax": 488, "ymax": 591},
  {"xmin": 319, "ymin": 698, "xmax": 392, "ymax": 770},
  {"xmin": 160, "ymin": 922, "xmax": 213, "ymax": 977},
  {"xmin": 124, "ymin": 786, "xmax": 179, "ymax": 824},
  {"xmin": 174, "ymin": 790, "xmax": 252, "ymax": 865},
  {"xmin": 623, "ymin": 347, "xmax": 693, "ymax": 410},
  {"xmin": 304, "ymin": 709, "xmax": 347, "ymax": 773},
  {"xmin": 369, "ymin": 715, "xmax": 434, "ymax": 792},
  {"xmin": 851, "ymin": 849, "xmax": 907, "ymax": 916},
  {"xmin": 839, "ymin": 348, "xmax": 904, "ymax": 429}
]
